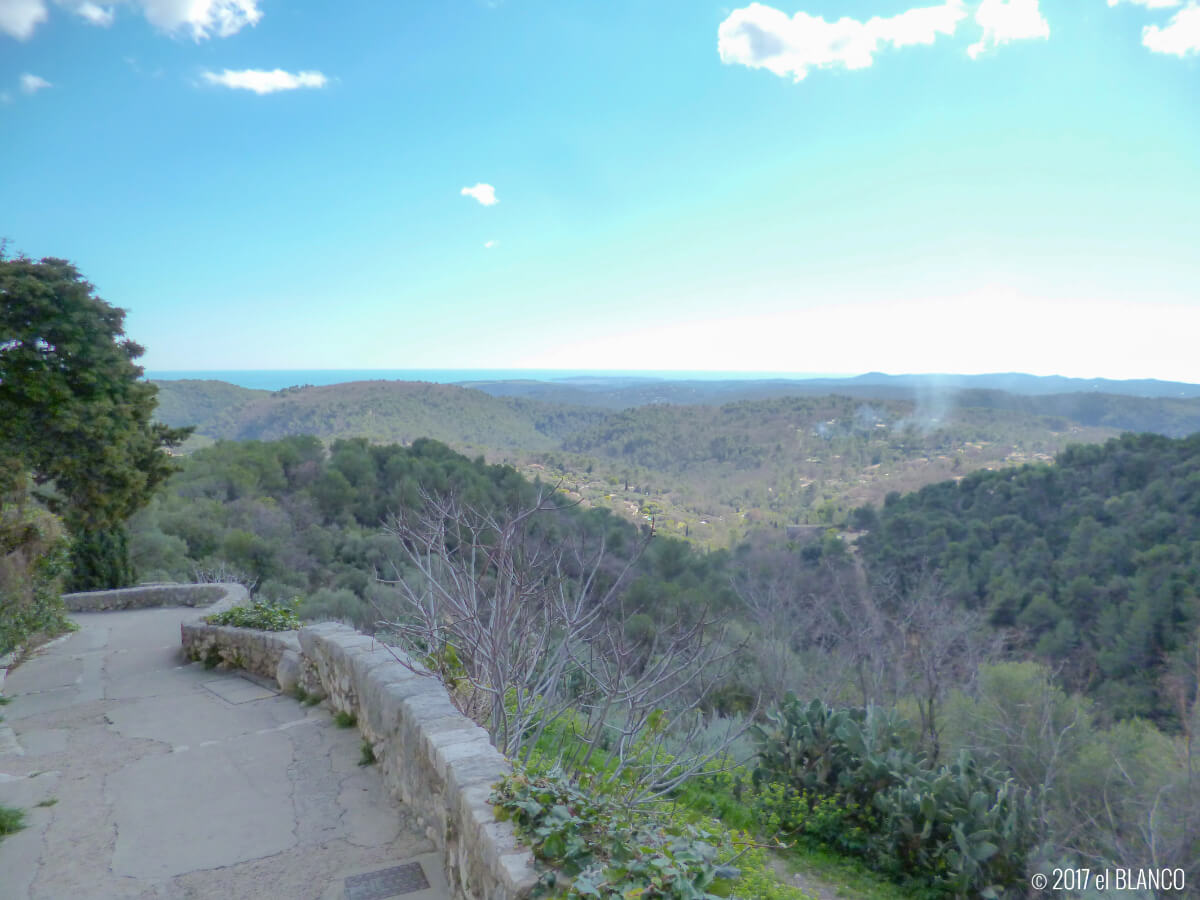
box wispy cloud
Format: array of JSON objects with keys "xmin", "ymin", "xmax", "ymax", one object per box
[
  {"xmin": 1141, "ymin": 2, "xmax": 1200, "ymax": 55},
  {"xmin": 202, "ymin": 68, "xmax": 328, "ymax": 95},
  {"xmin": 968, "ymin": 0, "xmax": 1050, "ymax": 58},
  {"xmin": 717, "ymin": 1, "xmax": 967, "ymax": 82},
  {"xmin": 484, "ymin": 240, "xmax": 499, "ymax": 249},
  {"xmin": 0, "ymin": 0, "xmax": 261, "ymax": 41},
  {"xmin": 71, "ymin": 2, "xmax": 114, "ymax": 26},
  {"xmin": 20, "ymin": 72, "xmax": 52, "ymax": 94},
  {"xmin": 1108, "ymin": 0, "xmax": 1181, "ymax": 9},
  {"xmin": 461, "ymin": 183, "xmax": 499, "ymax": 206}
]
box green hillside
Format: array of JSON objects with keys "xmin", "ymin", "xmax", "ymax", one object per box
[
  {"xmin": 153, "ymin": 379, "xmax": 606, "ymax": 454},
  {"xmin": 859, "ymin": 431, "xmax": 1200, "ymax": 725}
]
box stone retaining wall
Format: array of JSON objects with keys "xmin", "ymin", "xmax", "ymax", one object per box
[
  {"xmin": 179, "ymin": 618, "xmax": 538, "ymax": 900},
  {"xmin": 63, "ymin": 582, "xmax": 248, "ymax": 612}
]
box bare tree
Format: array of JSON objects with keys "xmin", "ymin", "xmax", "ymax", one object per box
[
  {"xmin": 378, "ymin": 487, "xmax": 751, "ymax": 801},
  {"xmin": 883, "ymin": 571, "xmax": 1003, "ymax": 760},
  {"xmin": 735, "ymin": 554, "xmax": 1000, "ymax": 760},
  {"xmin": 192, "ymin": 560, "xmax": 259, "ymax": 592}
]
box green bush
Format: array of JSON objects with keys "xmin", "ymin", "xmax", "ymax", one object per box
[
  {"xmin": 204, "ymin": 597, "xmax": 300, "ymax": 631},
  {"xmin": 1, "ymin": 477, "xmax": 73, "ymax": 655},
  {"xmin": 0, "ymin": 804, "xmax": 25, "ymax": 840},
  {"xmin": 751, "ymin": 695, "xmax": 1037, "ymax": 898},
  {"xmin": 492, "ymin": 767, "xmax": 743, "ymax": 899}
]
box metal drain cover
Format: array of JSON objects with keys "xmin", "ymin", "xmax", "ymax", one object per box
[{"xmin": 344, "ymin": 862, "xmax": 431, "ymax": 899}]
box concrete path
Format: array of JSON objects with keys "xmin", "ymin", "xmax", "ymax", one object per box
[{"xmin": 0, "ymin": 608, "xmax": 447, "ymax": 900}]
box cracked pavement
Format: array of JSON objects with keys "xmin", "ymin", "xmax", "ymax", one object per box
[{"xmin": 0, "ymin": 607, "xmax": 443, "ymax": 899}]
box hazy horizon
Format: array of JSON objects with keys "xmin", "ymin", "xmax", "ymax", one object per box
[
  {"xmin": 4, "ymin": 0, "xmax": 1198, "ymax": 378},
  {"xmin": 143, "ymin": 367, "xmax": 1200, "ymax": 394}
]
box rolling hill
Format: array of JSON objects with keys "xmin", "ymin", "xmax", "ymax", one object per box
[{"xmin": 152, "ymin": 376, "xmax": 1200, "ymax": 545}]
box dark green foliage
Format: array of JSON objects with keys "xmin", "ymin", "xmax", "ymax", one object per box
[
  {"xmin": 334, "ymin": 710, "xmax": 356, "ymax": 728},
  {"xmin": 0, "ymin": 255, "xmax": 191, "ymax": 588},
  {"xmin": 857, "ymin": 432, "xmax": 1200, "ymax": 724},
  {"xmin": 751, "ymin": 695, "xmax": 1037, "ymax": 898},
  {"xmin": 69, "ymin": 528, "xmax": 135, "ymax": 593},
  {"xmin": 204, "ymin": 597, "xmax": 301, "ymax": 631}
]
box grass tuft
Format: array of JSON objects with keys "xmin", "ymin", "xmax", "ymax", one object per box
[
  {"xmin": 0, "ymin": 804, "xmax": 25, "ymax": 839},
  {"xmin": 358, "ymin": 740, "xmax": 376, "ymax": 766}
]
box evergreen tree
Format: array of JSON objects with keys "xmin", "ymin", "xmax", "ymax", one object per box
[{"xmin": 0, "ymin": 253, "xmax": 191, "ymax": 588}]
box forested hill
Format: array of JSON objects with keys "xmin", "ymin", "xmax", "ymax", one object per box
[
  {"xmin": 461, "ymin": 374, "xmax": 1200, "ymax": 414},
  {"xmin": 153, "ymin": 377, "xmax": 1200, "ymax": 543},
  {"xmin": 858, "ymin": 431, "xmax": 1200, "ymax": 726},
  {"xmin": 152, "ymin": 379, "xmax": 607, "ymax": 452}
]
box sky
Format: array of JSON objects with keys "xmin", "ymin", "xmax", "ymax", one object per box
[{"xmin": 1, "ymin": 0, "xmax": 1198, "ymax": 379}]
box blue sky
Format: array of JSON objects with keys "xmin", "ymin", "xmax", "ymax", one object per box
[{"xmin": 2, "ymin": 0, "xmax": 1198, "ymax": 379}]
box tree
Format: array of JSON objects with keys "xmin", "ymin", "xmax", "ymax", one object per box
[
  {"xmin": 379, "ymin": 487, "xmax": 749, "ymax": 805},
  {"xmin": 0, "ymin": 253, "xmax": 191, "ymax": 588}
]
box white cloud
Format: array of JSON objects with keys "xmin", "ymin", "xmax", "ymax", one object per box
[
  {"xmin": 1142, "ymin": 2, "xmax": 1200, "ymax": 54},
  {"xmin": 202, "ymin": 68, "xmax": 328, "ymax": 94},
  {"xmin": 71, "ymin": 1, "xmax": 114, "ymax": 26},
  {"xmin": 461, "ymin": 183, "xmax": 499, "ymax": 206},
  {"xmin": 717, "ymin": 1, "xmax": 966, "ymax": 81},
  {"xmin": 141, "ymin": 0, "xmax": 260, "ymax": 40},
  {"xmin": 968, "ymin": 0, "xmax": 1050, "ymax": 58},
  {"xmin": 484, "ymin": 240, "xmax": 498, "ymax": 249},
  {"xmin": 0, "ymin": 0, "xmax": 48, "ymax": 39},
  {"xmin": 0, "ymin": 0, "xmax": 260, "ymax": 40},
  {"xmin": 1108, "ymin": 0, "xmax": 1181, "ymax": 9},
  {"xmin": 19, "ymin": 72, "xmax": 51, "ymax": 93}
]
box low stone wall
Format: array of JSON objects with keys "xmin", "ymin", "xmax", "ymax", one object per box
[
  {"xmin": 179, "ymin": 618, "xmax": 538, "ymax": 900},
  {"xmin": 180, "ymin": 623, "xmax": 310, "ymax": 695},
  {"xmin": 63, "ymin": 582, "xmax": 248, "ymax": 613}
]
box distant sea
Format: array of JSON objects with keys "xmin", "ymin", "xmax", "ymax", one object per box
[{"xmin": 145, "ymin": 369, "xmax": 846, "ymax": 392}]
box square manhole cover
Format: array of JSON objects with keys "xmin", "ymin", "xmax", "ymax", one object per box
[
  {"xmin": 202, "ymin": 676, "xmax": 277, "ymax": 705},
  {"xmin": 344, "ymin": 862, "xmax": 431, "ymax": 899}
]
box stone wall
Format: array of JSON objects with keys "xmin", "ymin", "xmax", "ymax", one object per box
[
  {"xmin": 179, "ymin": 618, "xmax": 538, "ymax": 900},
  {"xmin": 63, "ymin": 582, "xmax": 248, "ymax": 612}
]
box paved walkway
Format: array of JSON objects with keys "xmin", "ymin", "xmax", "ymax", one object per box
[{"xmin": 0, "ymin": 607, "xmax": 447, "ymax": 900}]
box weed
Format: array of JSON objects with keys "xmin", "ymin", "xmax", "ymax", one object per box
[
  {"xmin": 0, "ymin": 804, "xmax": 25, "ymax": 839},
  {"xmin": 0, "ymin": 695, "xmax": 11, "ymax": 705},
  {"xmin": 359, "ymin": 740, "xmax": 376, "ymax": 766},
  {"xmin": 334, "ymin": 710, "xmax": 357, "ymax": 728},
  {"xmin": 35, "ymin": 797, "xmax": 57, "ymax": 808}
]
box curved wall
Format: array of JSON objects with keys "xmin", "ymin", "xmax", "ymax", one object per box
[{"xmin": 180, "ymin": 617, "xmax": 538, "ymax": 900}]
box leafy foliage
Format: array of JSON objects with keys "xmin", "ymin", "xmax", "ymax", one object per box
[
  {"xmin": 751, "ymin": 695, "xmax": 1037, "ymax": 898},
  {"xmin": 0, "ymin": 255, "xmax": 191, "ymax": 588},
  {"xmin": 492, "ymin": 768, "xmax": 750, "ymax": 900},
  {"xmin": 205, "ymin": 597, "xmax": 300, "ymax": 631},
  {"xmin": 0, "ymin": 467, "xmax": 73, "ymax": 655}
]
